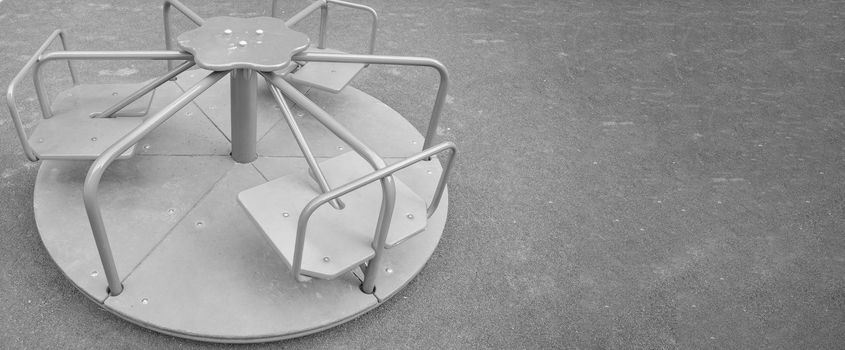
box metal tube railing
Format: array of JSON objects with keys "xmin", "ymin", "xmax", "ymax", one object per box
[
  {"xmin": 95, "ymin": 61, "xmax": 195, "ymax": 118},
  {"xmin": 326, "ymin": 0, "xmax": 378, "ymax": 54},
  {"xmin": 261, "ymin": 71, "xmax": 396, "ymax": 293},
  {"xmin": 6, "ymin": 29, "xmax": 75, "ymax": 161},
  {"xmin": 267, "ymin": 82, "xmax": 344, "ymax": 210},
  {"xmin": 291, "ymin": 52, "xmax": 448, "ymax": 150},
  {"xmin": 33, "ymin": 51, "xmax": 194, "ymax": 118},
  {"xmin": 82, "ymin": 70, "xmax": 228, "ymax": 296},
  {"xmin": 296, "ymin": 142, "xmax": 456, "ymax": 291},
  {"xmin": 285, "ymin": 0, "xmax": 325, "ymax": 27},
  {"xmin": 163, "ymin": 0, "xmax": 205, "ymax": 70}
]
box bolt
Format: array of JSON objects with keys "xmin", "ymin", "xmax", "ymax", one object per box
[
  {"xmin": 406, "ymin": 213, "xmax": 414, "ymax": 220},
  {"xmin": 143, "ymin": 144, "xmax": 151, "ymax": 150},
  {"xmin": 90, "ymin": 270, "xmax": 98, "ymax": 277},
  {"xmin": 322, "ymin": 256, "xmax": 330, "ymax": 262},
  {"xmin": 282, "ymin": 212, "xmax": 290, "ymax": 218},
  {"xmin": 224, "ymin": 29, "xmax": 232, "ymax": 35},
  {"xmin": 141, "ymin": 298, "xmax": 149, "ymax": 305},
  {"xmin": 90, "ymin": 137, "xmax": 98, "ymax": 142},
  {"xmin": 385, "ymin": 268, "xmax": 393, "ymax": 273},
  {"xmin": 426, "ymin": 170, "xmax": 433, "ymax": 175},
  {"xmin": 238, "ymin": 40, "xmax": 248, "ymax": 47},
  {"xmin": 195, "ymin": 221, "xmax": 204, "ymax": 228},
  {"xmin": 167, "ymin": 208, "xmax": 176, "ymax": 215},
  {"xmin": 337, "ymin": 146, "xmax": 344, "ymax": 151}
]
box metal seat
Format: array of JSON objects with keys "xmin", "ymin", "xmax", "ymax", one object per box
[
  {"xmin": 238, "ymin": 151, "xmax": 428, "ymax": 279},
  {"xmin": 6, "ymin": 30, "xmax": 165, "ymax": 161}
]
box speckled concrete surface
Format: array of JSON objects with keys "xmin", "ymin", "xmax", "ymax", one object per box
[{"xmin": 2, "ymin": 0, "xmax": 845, "ymax": 348}]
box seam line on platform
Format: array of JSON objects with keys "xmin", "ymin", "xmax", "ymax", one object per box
[
  {"xmin": 110, "ymin": 162, "xmax": 233, "ymax": 294},
  {"xmin": 174, "ymin": 74, "xmax": 232, "ymax": 143}
]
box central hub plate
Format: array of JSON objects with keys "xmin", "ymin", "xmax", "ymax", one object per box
[{"xmin": 177, "ymin": 16, "xmax": 310, "ymax": 71}]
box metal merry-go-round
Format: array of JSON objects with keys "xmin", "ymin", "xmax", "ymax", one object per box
[{"xmin": 5, "ymin": 0, "xmax": 456, "ymax": 342}]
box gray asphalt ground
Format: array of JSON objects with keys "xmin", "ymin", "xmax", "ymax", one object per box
[{"xmin": 2, "ymin": 0, "xmax": 845, "ymax": 348}]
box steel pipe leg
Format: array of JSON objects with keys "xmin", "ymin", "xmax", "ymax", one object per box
[{"xmin": 230, "ymin": 68, "xmax": 258, "ymax": 163}]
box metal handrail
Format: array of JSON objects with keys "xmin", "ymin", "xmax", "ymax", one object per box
[
  {"xmin": 96, "ymin": 61, "xmax": 195, "ymax": 118},
  {"xmin": 261, "ymin": 71, "xmax": 396, "ymax": 293},
  {"xmin": 6, "ymin": 29, "xmax": 76, "ymax": 161},
  {"xmin": 163, "ymin": 0, "xmax": 205, "ymax": 70},
  {"xmin": 83, "ymin": 70, "xmax": 228, "ymax": 296},
  {"xmin": 325, "ymin": 0, "xmax": 378, "ymax": 54},
  {"xmin": 295, "ymin": 142, "xmax": 456, "ymax": 291},
  {"xmin": 266, "ymin": 82, "xmax": 344, "ymax": 210},
  {"xmin": 290, "ymin": 52, "xmax": 449, "ymax": 150},
  {"xmin": 280, "ymin": 0, "xmax": 378, "ymax": 54},
  {"xmin": 33, "ymin": 51, "xmax": 194, "ymax": 118}
]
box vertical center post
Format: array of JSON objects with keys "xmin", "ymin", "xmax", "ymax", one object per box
[{"xmin": 230, "ymin": 68, "xmax": 258, "ymax": 163}]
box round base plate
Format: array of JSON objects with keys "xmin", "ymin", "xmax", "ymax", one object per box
[{"xmin": 33, "ymin": 71, "xmax": 448, "ymax": 342}]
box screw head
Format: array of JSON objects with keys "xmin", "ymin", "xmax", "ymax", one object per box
[
  {"xmin": 322, "ymin": 256, "xmax": 330, "ymax": 262},
  {"xmin": 385, "ymin": 268, "xmax": 393, "ymax": 273},
  {"xmin": 282, "ymin": 212, "xmax": 290, "ymax": 218},
  {"xmin": 255, "ymin": 29, "xmax": 264, "ymax": 35},
  {"xmin": 223, "ymin": 29, "xmax": 232, "ymax": 35},
  {"xmin": 90, "ymin": 270, "xmax": 98, "ymax": 277},
  {"xmin": 140, "ymin": 298, "xmax": 149, "ymax": 305},
  {"xmin": 167, "ymin": 208, "xmax": 176, "ymax": 215},
  {"xmin": 195, "ymin": 221, "xmax": 204, "ymax": 228},
  {"xmin": 111, "ymin": 92, "xmax": 118, "ymax": 96},
  {"xmin": 406, "ymin": 213, "xmax": 415, "ymax": 220},
  {"xmin": 337, "ymin": 146, "xmax": 344, "ymax": 151},
  {"xmin": 238, "ymin": 40, "xmax": 248, "ymax": 47},
  {"xmin": 90, "ymin": 137, "xmax": 98, "ymax": 142},
  {"xmin": 143, "ymin": 144, "xmax": 151, "ymax": 150}
]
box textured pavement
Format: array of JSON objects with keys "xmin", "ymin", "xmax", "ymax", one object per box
[{"xmin": 1, "ymin": 0, "xmax": 845, "ymax": 348}]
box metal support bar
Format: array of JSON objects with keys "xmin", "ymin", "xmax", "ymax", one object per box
[
  {"xmin": 163, "ymin": 0, "xmax": 205, "ymax": 70},
  {"xmin": 261, "ymin": 72, "xmax": 386, "ymax": 170},
  {"xmin": 261, "ymin": 72, "xmax": 397, "ymax": 293},
  {"xmin": 96, "ymin": 61, "xmax": 195, "ymax": 118},
  {"xmin": 326, "ymin": 0, "xmax": 378, "ymax": 54},
  {"xmin": 291, "ymin": 52, "xmax": 448, "ymax": 150},
  {"xmin": 318, "ymin": 3, "xmax": 328, "ymax": 49},
  {"xmin": 285, "ymin": 0, "xmax": 325, "ymax": 27},
  {"xmin": 6, "ymin": 29, "xmax": 75, "ymax": 161},
  {"xmin": 296, "ymin": 142, "xmax": 456, "ymax": 292},
  {"xmin": 267, "ymin": 82, "xmax": 344, "ymax": 209},
  {"xmin": 272, "ymin": 0, "xmax": 281, "ymax": 17},
  {"xmin": 33, "ymin": 51, "xmax": 193, "ymax": 118},
  {"xmin": 82, "ymin": 70, "xmax": 228, "ymax": 296},
  {"xmin": 230, "ymin": 69, "xmax": 258, "ymax": 163}
]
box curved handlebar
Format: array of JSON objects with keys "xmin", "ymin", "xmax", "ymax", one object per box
[
  {"xmin": 290, "ymin": 52, "xmax": 449, "ymax": 150},
  {"xmin": 6, "ymin": 29, "xmax": 75, "ymax": 161}
]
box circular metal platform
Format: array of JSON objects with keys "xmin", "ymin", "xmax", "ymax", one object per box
[{"xmin": 32, "ymin": 71, "xmax": 448, "ymax": 342}]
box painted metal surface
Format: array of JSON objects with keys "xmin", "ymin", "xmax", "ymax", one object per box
[
  {"xmin": 52, "ymin": 82, "xmax": 156, "ymax": 118},
  {"xmin": 33, "ymin": 76, "xmax": 449, "ymax": 340},
  {"xmin": 83, "ymin": 71, "xmax": 228, "ymax": 295},
  {"xmin": 229, "ymin": 69, "xmax": 258, "ymax": 163},
  {"xmin": 288, "ymin": 48, "xmax": 366, "ymax": 93},
  {"xmin": 34, "ymin": 156, "xmax": 235, "ymax": 301},
  {"xmin": 177, "ymin": 16, "xmax": 309, "ymax": 72},
  {"xmin": 136, "ymin": 81, "xmax": 232, "ymax": 156},
  {"xmin": 29, "ymin": 108, "xmax": 141, "ymax": 160},
  {"xmin": 176, "ymin": 70, "xmax": 282, "ymax": 140},
  {"xmin": 104, "ymin": 164, "xmax": 377, "ymax": 342},
  {"xmin": 238, "ymin": 151, "xmax": 427, "ymax": 279}
]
